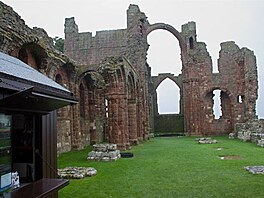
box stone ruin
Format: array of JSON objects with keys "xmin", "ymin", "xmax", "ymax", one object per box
[
  {"xmin": 58, "ymin": 167, "xmax": 97, "ymax": 179},
  {"xmin": 0, "ymin": 2, "xmax": 262, "ymax": 154},
  {"xmin": 234, "ymin": 119, "xmax": 264, "ymax": 147},
  {"xmin": 197, "ymin": 137, "xmax": 217, "ymax": 144},
  {"xmin": 87, "ymin": 144, "xmax": 121, "ymax": 161},
  {"xmin": 245, "ymin": 166, "xmax": 264, "ymax": 175},
  {"xmin": 257, "ymin": 139, "xmax": 264, "ymax": 147}
]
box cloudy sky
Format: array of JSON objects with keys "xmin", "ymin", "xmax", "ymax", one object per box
[{"xmin": 2, "ymin": 0, "xmax": 264, "ymax": 118}]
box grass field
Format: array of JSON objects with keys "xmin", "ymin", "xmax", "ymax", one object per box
[{"xmin": 58, "ymin": 136, "xmax": 264, "ymax": 198}]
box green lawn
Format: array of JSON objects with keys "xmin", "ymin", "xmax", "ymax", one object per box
[{"xmin": 58, "ymin": 136, "xmax": 264, "ymax": 198}]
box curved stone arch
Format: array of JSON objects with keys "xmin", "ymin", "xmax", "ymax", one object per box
[
  {"xmin": 18, "ymin": 42, "xmax": 48, "ymax": 70},
  {"xmin": 153, "ymin": 73, "xmax": 181, "ymax": 91},
  {"xmin": 203, "ymin": 86, "xmax": 233, "ymax": 99},
  {"xmin": 127, "ymin": 72, "xmax": 136, "ymax": 99},
  {"xmin": 146, "ymin": 23, "xmax": 187, "ymax": 57},
  {"xmin": 76, "ymin": 69, "xmax": 97, "ymax": 84},
  {"xmin": 119, "ymin": 65, "xmax": 126, "ymax": 82}
]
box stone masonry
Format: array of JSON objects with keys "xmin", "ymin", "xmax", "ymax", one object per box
[{"xmin": 0, "ymin": 2, "xmax": 260, "ymax": 153}]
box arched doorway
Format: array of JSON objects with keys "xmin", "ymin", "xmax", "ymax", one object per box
[
  {"xmin": 152, "ymin": 75, "xmax": 184, "ymax": 136},
  {"xmin": 146, "ymin": 24, "xmax": 185, "ymax": 136}
]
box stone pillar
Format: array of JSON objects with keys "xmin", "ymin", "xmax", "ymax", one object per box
[
  {"xmin": 128, "ymin": 99, "xmax": 138, "ymax": 145},
  {"xmin": 71, "ymin": 103, "xmax": 82, "ymax": 150},
  {"xmin": 137, "ymin": 100, "xmax": 143, "ymax": 141},
  {"xmin": 108, "ymin": 94, "xmax": 130, "ymax": 150},
  {"xmin": 107, "ymin": 96, "xmax": 118, "ymax": 145},
  {"xmin": 117, "ymin": 95, "xmax": 130, "ymax": 150},
  {"xmin": 183, "ymin": 79, "xmax": 203, "ymax": 135}
]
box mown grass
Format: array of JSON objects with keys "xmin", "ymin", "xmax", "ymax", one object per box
[{"xmin": 58, "ymin": 136, "xmax": 264, "ymax": 198}]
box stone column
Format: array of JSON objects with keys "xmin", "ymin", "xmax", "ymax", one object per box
[
  {"xmin": 107, "ymin": 96, "xmax": 118, "ymax": 145},
  {"xmin": 128, "ymin": 99, "xmax": 138, "ymax": 145},
  {"xmin": 183, "ymin": 79, "xmax": 203, "ymax": 135},
  {"xmin": 117, "ymin": 95, "xmax": 130, "ymax": 150}
]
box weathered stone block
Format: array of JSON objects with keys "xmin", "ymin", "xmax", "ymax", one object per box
[{"xmin": 257, "ymin": 139, "xmax": 264, "ymax": 147}]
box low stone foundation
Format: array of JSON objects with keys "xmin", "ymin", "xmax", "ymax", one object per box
[
  {"xmin": 245, "ymin": 166, "xmax": 264, "ymax": 174},
  {"xmin": 257, "ymin": 139, "xmax": 264, "ymax": 147},
  {"xmin": 87, "ymin": 143, "xmax": 121, "ymax": 161},
  {"xmin": 58, "ymin": 167, "xmax": 97, "ymax": 179},
  {"xmin": 235, "ymin": 119, "xmax": 264, "ymax": 143},
  {"xmin": 197, "ymin": 137, "xmax": 217, "ymax": 144}
]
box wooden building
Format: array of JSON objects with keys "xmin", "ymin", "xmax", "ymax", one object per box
[{"xmin": 0, "ymin": 52, "xmax": 77, "ymax": 197}]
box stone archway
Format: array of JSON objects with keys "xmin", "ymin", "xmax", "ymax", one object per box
[
  {"xmin": 146, "ymin": 23, "xmax": 186, "ymax": 136},
  {"xmin": 146, "ymin": 23, "xmax": 187, "ymax": 61},
  {"xmin": 151, "ymin": 73, "xmax": 183, "ymax": 115},
  {"xmin": 151, "ymin": 74, "xmax": 184, "ymax": 136}
]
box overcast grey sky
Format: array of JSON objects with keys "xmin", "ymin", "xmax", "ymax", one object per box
[{"xmin": 2, "ymin": 0, "xmax": 264, "ymax": 118}]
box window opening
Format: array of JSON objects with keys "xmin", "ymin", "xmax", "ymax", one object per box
[
  {"xmin": 0, "ymin": 114, "xmax": 12, "ymax": 193},
  {"xmin": 79, "ymin": 84, "xmax": 85, "ymax": 118},
  {"xmin": 105, "ymin": 99, "xmax": 109, "ymax": 118},
  {"xmin": 157, "ymin": 78, "xmax": 180, "ymax": 114},
  {"xmin": 189, "ymin": 37, "xmax": 194, "ymax": 49},
  {"xmin": 18, "ymin": 48, "xmax": 28, "ymax": 64},
  {"xmin": 213, "ymin": 89, "xmax": 222, "ymax": 119},
  {"xmin": 237, "ymin": 95, "xmax": 244, "ymax": 103}
]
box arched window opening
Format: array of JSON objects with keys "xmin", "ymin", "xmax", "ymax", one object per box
[
  {"xmin": 189, "ymin": 37, "xmax": 194, "ymax": 49},
  {"xmin": 55, "ymin": 74, "xmax": 63, "ymax": 85},
  {"xmin": 105, "ymin": 99, "xmax": 109, "ymax": 118},
  {"xmin": 79, "ymin": 84, "xmax": 85, "ymax": 118},
  {"xmin": 213, "ymin": 89, "xmax": 222, "ymax": 119},
  {"xmin": 18, "ymin": 48, "xmax": 28, "ymax": 64},
  {"xmin": 147, "ymin": 30, "xmax": 181, "ymax": 76},
  {"xmin": 237, "ymin": 95, "xmax": 244, "ymax": 103},
  {"xmin": 128, "ymin": 74, "xmax": 135, "ymax": 100},
  {"xmin": 157, "ymin": 78, "xmax": 180, "ymax": 114},
  {"xmin": 117, "ymin": 69, "xmax": 122, "ymax": 82}
]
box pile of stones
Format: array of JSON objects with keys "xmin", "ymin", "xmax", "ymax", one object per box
[
  {"xmin": 229, "ymin": 132, "xmax": 236, "ymax": 139},
  {"xmin": 87, "ymin": 143, "xmax": 121, "ymax": 161},
  {"xmin": 58, "ymin": 167, "xmax": 97, "ymax": 179},
  {"xmin": 197, "ymin": 137, "xmax": 217, "ymax": 144},
  {"xmin": 257, "ymin": 139, "xmax": 264, "ymax": 147},
  {"xmin": 245, "ymin": 166, "xmax": 264, "ymax": 174}
]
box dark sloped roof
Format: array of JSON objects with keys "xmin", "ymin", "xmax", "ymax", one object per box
[
  {"xmin": 0, "ymin": 52, "xmax": 77, "ymax": 113},
  {"xmin": 0, "ymin": 52, "xmax": 69, "ymax": 92}
]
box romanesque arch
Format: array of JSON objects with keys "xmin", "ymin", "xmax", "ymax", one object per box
[
  {"xmin": 146, "ymin": 23, "xmax": 187, "ymax": 58},
  {"xmin": 146, "ymin": 23, "xmax": 186, "ymax": 135},
  {"xmin": 17, "ymin": 42, "xmax": 47, "ymax": 70}
]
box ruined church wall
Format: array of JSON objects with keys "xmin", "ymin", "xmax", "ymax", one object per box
[
  {"xmin": 179, "ymin": 21, "xmax": 258, "ymax": 136},
  {"xmin": 0, "ymin": 2, "xmax": 86, "ymax": 153},
  {"xmin": 196, "ymin": 41, "xmax": 258, "ymax": 136},
  {"xmin": 64, "ymin": 18, "xmax": 127, "ymax": 66}
]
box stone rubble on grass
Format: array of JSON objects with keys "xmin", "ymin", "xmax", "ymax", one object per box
[
  {"xmin": 257, "ymin": 139, "xmax": 264, "ymax": 147},
  {"xmin": 229, "ymin": 132, "xmax": 236, "ymax": 139},
  {"xmin": 197, "ymin": 137, "xmax": 217, "ymax": 144},
  {"xmin": 58, "ymin": 167, "xmax": 97, "ymax": 179},
  {"xmin": 87, "ymin": 143, "xmax": 121, "ymax": 161},
  {"xmin": 245, "ymin": 166, "xmax": 264, "ymax": 174}
]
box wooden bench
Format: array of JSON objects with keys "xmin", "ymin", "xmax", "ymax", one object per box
[{"xmin": 5, "ymin": 178, "xmax": 69, "ymax": 198}]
